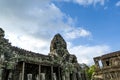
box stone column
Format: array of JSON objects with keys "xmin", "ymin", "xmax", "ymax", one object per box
[
  {"xmin": 78, "ymin": 72, "xmax": 82, "ymax": 80},
  {"xmin": 62, "ymin": 75, "xmax": 65, "ymax": 80},
  {"xmin": 27, "ymin": 74, "xmax": 32, "ymax": 80},
  {"xmin": 40, "ymin": 73, "xmax": 45, "ymax": 80},
  {"xmin": 53, "ymin": 73, "xmax": 57, "ymax": 80},
  {"xmin": 51, "ymin": 66, "xmax": 53, "ymax": 80},
  {"xmin": 8, "ymin": 71, "xmax": 12, "ymax": 80},
  {"xmin": 19, "ymin": 73, "xmax": 22, "ymax": 80},
  {"xmin": 22, "ymin": 62, "xmax": 25, "ymax": 80},
  {"xmin": 58, "ymin": 67, "xmax": 61, "ymax": 80},
  {"xmin": 72, "ymin": 72, "xmax": 77, "ymax": 80},
  {"xmin": 65, "ymin": 72, "xmax": 70, "ymax": 80},
  {"xmin": 0, "ymin": 68, "xmax": 3, "ymax": 80},
  {"xmin": 39, "ymin": 65, "xmax": 41, "ymax": 80}
]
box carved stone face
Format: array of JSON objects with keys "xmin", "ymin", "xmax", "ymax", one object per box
[
  {"xmin": 49, "ymin": 34, "xmax": 68, "ymax": 56},
  {"xmin": 50, "ymin": 34, "xmax": 67, "ymax": 51},
  {"xmin": 0, "ymin": 28, "xmax": 5, "ymax": 37}
]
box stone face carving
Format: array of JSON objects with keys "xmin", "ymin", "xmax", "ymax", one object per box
[
  {"xmin": 50, "ymin": 34, "xmax": 67, "ymax": 50},
  {"xmin": 50, "ymin": 33, "xmax": 67, "ymax": 57},
  {"xmin": 49, "ymin": 34, "xmax": 78, "ymax": 64},
  {"xmin": 49, "ymin": 34, "xmax": 84, "ymax": 80}
]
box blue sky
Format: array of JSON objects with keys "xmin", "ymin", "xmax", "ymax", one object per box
[
  {"xmin": 54, "ymin": 0, "xmax": 120, "ymax": 48},
  {"xmin": 0, "ymin": 0, "xmax": 120, "ymax": 65},
  {"xmin": 53, "ymin": 0, "xmax": 120, "ymax": 51}
]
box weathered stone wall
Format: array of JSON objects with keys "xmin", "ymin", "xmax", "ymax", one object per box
[
  {"xmin": 49, "ymin": 34, "xmax": 86, "ymax": 80},
  {"xmin": 93, "ymin": 51, "xmax": 120, "ymax": 80}
]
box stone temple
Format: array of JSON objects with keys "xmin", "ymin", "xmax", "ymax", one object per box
[
  {"xmin": 93, "ymin": 51, "xmax": 120, "ymax": 80},
  {"xmin": 0, "ymin": 28, "xmax": 87, "ymax": 80}
]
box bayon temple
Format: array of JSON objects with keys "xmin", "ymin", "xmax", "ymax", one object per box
[{"xmin": 0, "ymin": 28, "xmax": 87, "ymax": 80}]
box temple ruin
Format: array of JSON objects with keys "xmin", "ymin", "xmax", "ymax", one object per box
[
  {"xmin": 93, "ymin": 51, "xmax": 120, "ymax": 80},
  {"xmin": 0, "ymin": 28, "xmax": 87, "ymax": 80}
]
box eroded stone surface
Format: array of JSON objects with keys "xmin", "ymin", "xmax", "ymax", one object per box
[
  {"xmin": 0, "ymin": 28, "xmax": 87, "ymax": 80},
  {"xmin": 93, "ymin": 51, "xmax": 120, "ymax": 80}
]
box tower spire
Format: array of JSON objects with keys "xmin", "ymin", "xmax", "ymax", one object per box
[
  {"xmin": 49, "ymin": 33, "xmax": 68, "ymax": 56},
  {"xmin": 50, "ymin": 33, "xmax": 67, "ymax": 52}
]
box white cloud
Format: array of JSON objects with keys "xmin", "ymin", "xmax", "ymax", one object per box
[
  {"xmin": 55, "ymin": 0, "xmax": 107, "ymax": 6},
  {"xmin": 68, "ymin": 44, "xmax": 110, "ymax": 65},
  {"xmin": 74, "ymin": 0, "xmax": 106, "ymax": 6},
  {"xmin": 0, "ymin": 0, "xmax": 81, "ymax": 53},
  {"xmin": 5, "ymin": 32, "xmax": 50, "ymax": 54},
  {"xmin": 0, "ymin": 0, "xmax": 67, "ymax": 52},
  {"xmin": 64, "ymin": 28, "xmax": 91, "ymax": 40},
  {"xmin": 116, "ymin": 1, "xmax": 120, "ymax": 7},
  {"xmin": 0, "ymin": 0, "xmax": 72, "ymax": 38}
]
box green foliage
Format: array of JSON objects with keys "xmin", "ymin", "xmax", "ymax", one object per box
[{"xmin": 87, "ymin": 65, "xmax": 96, "ymax": 80}]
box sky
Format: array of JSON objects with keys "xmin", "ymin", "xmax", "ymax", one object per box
[{"xmin": 0, "ymin": 0, "xmax": 120, "ymax": 65}]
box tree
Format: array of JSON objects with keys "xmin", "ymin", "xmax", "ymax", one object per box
[{"xmin": 87, "ymin": 65, "xmax": 96, "ymax": 80}]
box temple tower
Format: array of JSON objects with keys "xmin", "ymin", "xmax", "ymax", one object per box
[{"xmin": 49, "ymin": 34, "xmax": 69, "ymax": 57}]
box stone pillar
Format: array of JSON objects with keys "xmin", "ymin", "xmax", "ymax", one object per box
[
  {"xmin": 38, "ymin": 65, "xmax": 41, "ymax": 80},
  {"xmin": 72, "ymin": 72, "xmax": 77, "ymax": 80},
  {"xmin": 78, "ymin": 72, "xmax": 82, "ymax": 80},
  {"xmin": 65, "ymin": 72, "xmax": 70, "ymax": 80},
  {"xmin": 58, "ymin": 67, "xmax": 61, "ymax": 80},
  {"xmin": 27, "ymin": 74, "xmax": 32, "ymax": 80},
  {"xmin": 51, "ymin": 66, "xmax": 53, "ymax": 80},
  {"xmin": 62, "ymin": 75, "xmax": 65, "ymax": 80},
  {"xmin": 40, "ymin": 73, "xmax": 45, "ymax": 80},
  {"xmin": 8, "ymin": 71, "xmax": 12, "ymax": 80},
  {"xmin": 53, "ymin": 73, "xmax": 57, "ymax": 80},
  {"xmin": 19, "ymin": 73, "xmax": 22, "ymax": 80},
  {"xmin": 22, "ymin": 62, "xmax": 25, "ymax": 80},
  {"xmin": 36, "ymin": 74, "xmax": 39, "ymax": 80},
  {"xmin": 94, "ymin": 57, "xmax": 101, "ymax": 70},
  {"xmin": 0, "ymin": 68, "xmax": 3, "ymax": 80}
]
